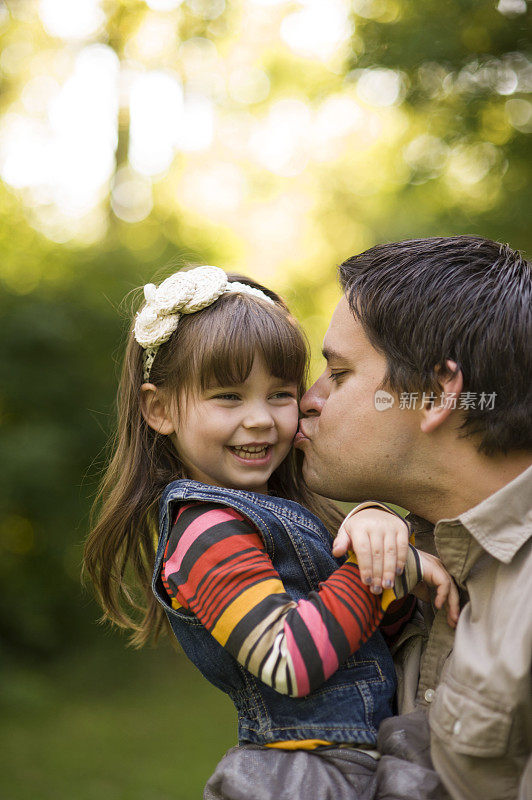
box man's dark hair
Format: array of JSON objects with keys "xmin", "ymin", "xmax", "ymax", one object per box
[{"xmin": 338, "ymin": 235, "xmax": 531, "ymax": 456}]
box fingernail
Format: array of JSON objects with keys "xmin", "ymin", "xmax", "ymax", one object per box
[
  {"xmin": 383, "ymin": 579, "xmax": 392, "ymax": 588},
  {"xmin": 364, "ymin": 576, "xmax": 372, "ymax": 585},
  {"xmin": 371, "ymin": 586, "xmax": 382, "ymax": 595},
  {"xmin": 396, "ymin": 567, "xmax": 403, "ymax": 575}
]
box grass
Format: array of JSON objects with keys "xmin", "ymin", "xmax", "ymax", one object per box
[{"xmin": 1, "ymin": 637, "xmax": 237, "ymax": 800}]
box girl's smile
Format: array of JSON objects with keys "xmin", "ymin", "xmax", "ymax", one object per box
[{"xmin": 228, "ymin": 442, "xmax": 274, "ymax": 464}]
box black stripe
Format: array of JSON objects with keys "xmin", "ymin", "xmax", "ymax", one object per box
[
  {"xmin": 285, "ymin": 665, "xmax": 294, "ymax": 697},
  {"xmin": 285, "ymin": 664, "xmax": 293, "ymax": 696},
  {"xmin": 411, "ymin": 545, "xmax": 423, "ymax": 584},
  {"xmin": 269, "ymin": 647, "xmax": 283, "ymax": 688},
  {"xmin": 168, "ymin": 501, "xmax": 234, "ymax": 542}
]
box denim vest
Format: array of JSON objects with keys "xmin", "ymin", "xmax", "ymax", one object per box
[{"xmin": 152, "ymin": 479, "xmax": 396, "ymax": 746}]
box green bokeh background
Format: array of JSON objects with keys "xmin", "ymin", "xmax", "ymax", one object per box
[{"xmin": 1, "ymin": 1, "xmax": 530, "ymax": 797}]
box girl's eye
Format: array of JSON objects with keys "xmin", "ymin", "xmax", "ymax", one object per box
[
  {"xmin": 271, "ymin": 391, "xmax": 296, "ymax": 399},
  {"xmin": 329, "ymin": 370, "xmax": 347, "ymax": 383},
  {"xmin": 213, "ymin": 393, "xmax": 240, "ymax": 401}
]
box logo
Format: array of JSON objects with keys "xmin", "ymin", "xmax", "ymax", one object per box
[{"xmin": 374, "ymin": 390, "xmax": 395, "ymax": 411}]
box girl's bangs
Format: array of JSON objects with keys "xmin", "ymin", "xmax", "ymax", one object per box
[{"xmin": 184, "ymin": 295, "xmax": 308, "ymax": 392}]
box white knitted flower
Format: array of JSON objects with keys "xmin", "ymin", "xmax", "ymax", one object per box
[
  {"xmin": 134, "ymin": 266, "xmax": 227, "ymax": 348},
  {"xmin": 133, "ymin": 265, "xmax": 276, "ymax": 381}
]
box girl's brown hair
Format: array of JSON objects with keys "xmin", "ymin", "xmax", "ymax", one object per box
[{"xmin": 82, "ymin": 273, "xmax": 344, "ymax": 648}]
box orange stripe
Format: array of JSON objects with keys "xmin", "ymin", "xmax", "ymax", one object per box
[{"xmin": 266, "ymin": 739, "xmax": 332, "ymax": 750}]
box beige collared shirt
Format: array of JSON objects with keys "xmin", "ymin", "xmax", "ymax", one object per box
[{"xmin": 409, "ymin": 463, "xmax": 532, "ymax": 800}]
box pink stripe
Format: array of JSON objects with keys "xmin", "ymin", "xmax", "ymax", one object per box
[
  {"xmin": 284, "ymin": 623, "xmax": 310, "ymax": 696},
  {"xmin": 164, "ymin": 507, "xmax": 244, "ymax": 577},
  {"xmin": 296, "ymin": 601, "xmax": 339, "ymax": 679}
]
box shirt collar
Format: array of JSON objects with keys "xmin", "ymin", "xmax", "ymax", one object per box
[{"xmin": 444, "ymin": 462, "xmax": 532, "ymax": 564}]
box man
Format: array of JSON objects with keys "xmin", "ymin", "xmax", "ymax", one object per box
[{"xmin": 295, "ymin": 235, "xmax": 532, "ymax": 800}]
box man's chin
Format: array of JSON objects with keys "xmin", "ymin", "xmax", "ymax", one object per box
[
  {"xmin": 301, "ymin": 453, "xmax": 358, "ymax": 502},
  {"xmin": 301, "ymin": 454, "xmax": 329, "ymax": 495}
]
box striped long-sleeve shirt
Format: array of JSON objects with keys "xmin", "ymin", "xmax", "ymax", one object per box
[{"xmin": 162, "ymin": 502, "xmax": 421, "ymax": 700}]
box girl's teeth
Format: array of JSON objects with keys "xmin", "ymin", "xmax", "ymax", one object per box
[{"xmin": 232, "ymin": 445, "xmax": 269, "ymax": 458}]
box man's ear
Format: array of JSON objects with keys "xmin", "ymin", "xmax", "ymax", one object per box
[
  {"xmin": 420, "ymin": 360, "xmax": 463, "ymax": 434},
  {"xmin": 140, "ymin": 383, "xmax": 176, "ymax": 435}
]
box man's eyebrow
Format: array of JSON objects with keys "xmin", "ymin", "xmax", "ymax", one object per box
[{"xmin": 321, "ymin": 347, "xmax": 350, "ymax": 363}]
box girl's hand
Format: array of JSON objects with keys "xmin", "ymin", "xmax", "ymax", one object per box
[
  {"xmin": 414, "ymin": 551, "xmax": 460, "ymax": 628},
  {"xmin": 332, "ymin": 507, "xmax": 410, "ymax": 594}
]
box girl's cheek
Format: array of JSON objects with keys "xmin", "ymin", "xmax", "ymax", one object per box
[
  {"xmin": 290, "ymin": 406, "xmax": 300, "ymax": 433},
  {"xmin": 284, "ymin": 419, "xmax": 299, "ymax": 444}
]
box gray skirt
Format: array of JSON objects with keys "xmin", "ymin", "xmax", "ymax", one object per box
[
  {"xmin": 203, "ymin": 745, "xmax": 378, "ymax": 800},
  {"xmin": 203, "ymin": 711, "xmax": 448, "ymax": 800}
]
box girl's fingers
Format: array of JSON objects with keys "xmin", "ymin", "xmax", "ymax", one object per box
[
  {"xmin": 433, "ymin": 568, "xmax": 450, "ymax": 610},
  {"xmin": 333, "ymin": 527, "xmax": 376, "ymax": 588},
  {"xmin": 381, "ymin": 529, "xmax": 398, "ymax": 589},
  {"xmin": 445, "ymin": 579, "xmax": 460, "ymax": 628},
  {"xmin": 395, "ymin": 525, "xmax": 409, "ymax": 575},
  {"xmin": 416, "ymin": 551, "xmax": 461, "ymax": 629},
  {"xmin": 352, "ymin": 530, "xmax": 374, "ymax": 586},
  {"xmin": 332, "ymin": 528, "xmax": 350, "ymax": 557},
  {"xmin": 368, "ymin": 531, "xmax": 384, "ymax": 593},
  {"xmin": 433, "ymin": 566, "xmax": 460, "ymax": 628}
]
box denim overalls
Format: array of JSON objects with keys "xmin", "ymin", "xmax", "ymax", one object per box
[{"xmin": 152, "ymin": 479, "xmax": 396, "ymax": 746}]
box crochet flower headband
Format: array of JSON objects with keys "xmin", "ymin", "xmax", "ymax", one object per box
[{"xmin": 133, "ymin": 265, "xmax": 275, "ymax": 381}]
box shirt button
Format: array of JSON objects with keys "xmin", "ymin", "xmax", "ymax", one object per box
[
  {"xmin": 453, "ymin": 720, "xmax": 462, "ymax": 736},
  {"xmin": 424, "ymin": 688, "xmax": 435, "ymax": 703}
]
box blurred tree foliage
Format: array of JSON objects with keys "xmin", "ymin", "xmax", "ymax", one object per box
[
  {"xmin": 344, "ymin": 0, "xmax": 532, "ymax": 246},
  {"xmin": 0, "ymin": 0, "xmax": 530, "ymax": 662}
]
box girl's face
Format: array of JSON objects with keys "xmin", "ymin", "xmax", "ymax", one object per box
[{"xmin": 171, "ymin": 355, "xmax": 299, "ymax": 493}]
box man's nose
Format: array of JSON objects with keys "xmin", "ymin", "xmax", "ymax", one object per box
[{"xmin": 300, "ymin": 373, "xmax": 328, "ymax": 416}]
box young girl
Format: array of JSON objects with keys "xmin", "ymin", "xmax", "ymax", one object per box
[{"xmin": 84, "ymin": 266, "xmax": 458, "ymax": 800}]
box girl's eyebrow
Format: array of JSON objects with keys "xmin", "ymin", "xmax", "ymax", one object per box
[
  {"xmin": 206, "ymin": 376, "xmax": 298, "ymax": 389},
  {"xmin": 271, "ymin": 376, "xmax": 297, "ymax": 384}
]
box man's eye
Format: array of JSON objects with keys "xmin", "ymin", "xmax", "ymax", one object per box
[{"xmin": 329, "ymin": 370, "xmax": 347, "ymax": 383}]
